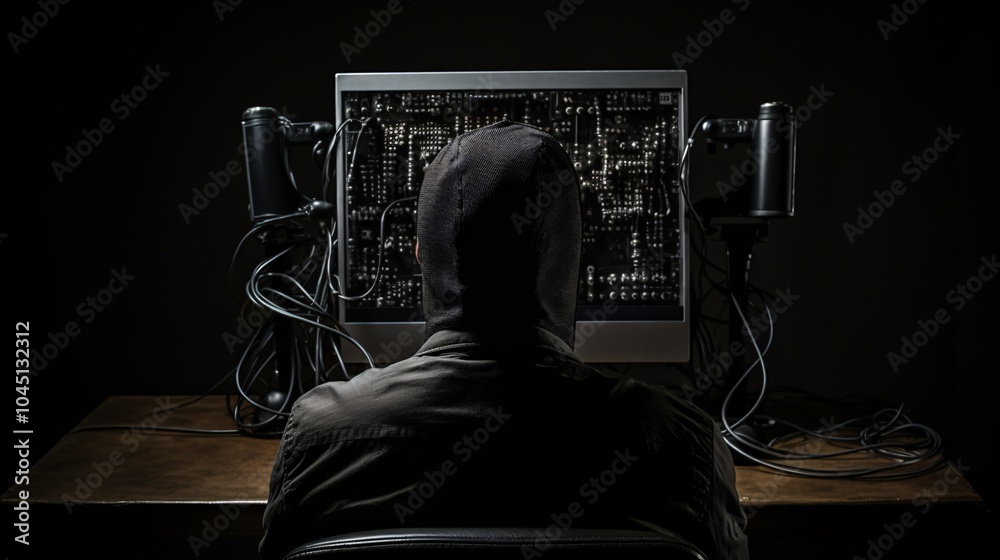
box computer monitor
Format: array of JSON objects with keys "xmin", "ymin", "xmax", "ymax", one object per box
[{"xmin": 334, "ymin": 70, "xmax": 690, "ymax": 364}]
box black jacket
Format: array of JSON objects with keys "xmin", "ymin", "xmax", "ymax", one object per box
[
  {"xmin": 259, "ymin": 327, "xmax": 749, "ymax": 560},
  {"xmin": 260, "ymin": 121, "xmax": 748, "ymax": 560}
]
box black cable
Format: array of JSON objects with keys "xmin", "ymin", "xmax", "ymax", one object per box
[
  {"xmin": 69, "ymin": 425, "xmax": 242, "ymax": 436},
  {"xmin": 227, "ymin": 212, "xmax": 309, "ymax": 305},
  {"xmin": 680, "ymin": 113, "xmax": 945, "ymax": 479},
  {"xmin": 322, "ymin": 118, "xmax": 364, "ymax": 202},
  {"xmin": 336, "ymin": 196, "xmax": 418, "ymax": 302},
  {"xmin": 678, "ymin": 116, "xmax": 710, "ymax": 238},
  {"xmin": 674, "ymin": 118, "xmax": 770, "ymax": 388},
  {"xmin": 717, "ymin": 283, "xmax": 943, "ymax": 478},
  {"xmin": 224, "ymin": 117, "xmax": 393, "ymax": 437},
  {"xmin": 66, "ymin": 365, "xmax": 246, "ymax": 439}
]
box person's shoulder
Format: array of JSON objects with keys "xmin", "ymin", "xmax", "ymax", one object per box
[
  {"xmin": 609, "ymin": 376, "xmax": 719, "ymax": 442},
  {"xmin": 287, "ymin": 353, "xmax": 471, "ymax": 437},
  {"xmin": 292, "ymin": 357, "xmax": 406, "ymax": 412}
]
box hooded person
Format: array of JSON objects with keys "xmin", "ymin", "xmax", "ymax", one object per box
[{"xmin": 259, "ymin": 120, "xmax": 749, "ymax": 560}]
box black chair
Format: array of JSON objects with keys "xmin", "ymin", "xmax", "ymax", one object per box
[{"xmin": 282, "ymin": 527, "xmax": 708, "ymax": 559}]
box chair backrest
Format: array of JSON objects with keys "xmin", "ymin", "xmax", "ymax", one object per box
[{"xmin": 282, "ymin": 527, "xmax": 708, "ymax": 559}]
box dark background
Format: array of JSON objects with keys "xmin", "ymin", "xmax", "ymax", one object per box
[{"xmin": 6, "ymin": 0, "xmax": 996, "ymax": 556}]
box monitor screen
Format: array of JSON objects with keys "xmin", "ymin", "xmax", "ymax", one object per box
[{"xmin": 334, "ymin": 70, "xmax": 689, "ymax": 364}]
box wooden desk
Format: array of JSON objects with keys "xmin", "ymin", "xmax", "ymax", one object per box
[
  {"xmin": 735, "ymin": 436, "xmax": 991, "ymax": 559},
  {"xmin": 4, "ymin": 396, "xmax": 278, "ymax": 559},
  {"xmin": 4, "ymin": 396, "xmax": 992, "ymax": 559}
]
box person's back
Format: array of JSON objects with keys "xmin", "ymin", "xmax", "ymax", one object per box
[{"xmin": 259, "ymin": 120, "xmax": 749, "ymax": 560}]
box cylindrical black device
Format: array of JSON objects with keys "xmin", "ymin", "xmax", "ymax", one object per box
[
  {"xmin": 240, "ymin": 107, "xmax": 304, "ymax": 431},
  {"xmin": 242, "ymin": 106, "xmax": 303, "ymax": 223},
  {"xmin": 749, "ymin": 102, "xmax": 796, "ymax": 218}
]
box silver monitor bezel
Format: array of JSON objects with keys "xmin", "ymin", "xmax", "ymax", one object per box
[{"xmin": 334, "ymin": 70, "xmax": 689, "ymax": 364}]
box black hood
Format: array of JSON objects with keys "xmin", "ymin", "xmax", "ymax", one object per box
[{"xmin": 417, "ymin": 120, "xmax": 582, "ymax": 348}]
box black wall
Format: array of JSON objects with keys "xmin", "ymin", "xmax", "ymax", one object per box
[{"xmin": 7, "ymin": 0, "xmax": 996, "ymax": 544}]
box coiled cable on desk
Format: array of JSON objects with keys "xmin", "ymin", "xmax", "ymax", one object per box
[
  {"xmin": 678, "ymin": 114, "xmax": 945, "ymax": 479},
  {"xmin": 719, "ymin": 293, "xmax": 945, "ymax": 479}
]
